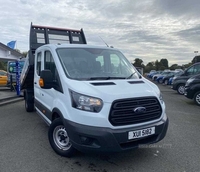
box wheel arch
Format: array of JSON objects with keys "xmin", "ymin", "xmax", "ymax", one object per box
[
  {"xmin": 191, "ymin": 84, "xmax": 200, "ymax": 92},
  {"xmin": 51, "ymin": 108, "xmax": 65, "ymax": 122}
]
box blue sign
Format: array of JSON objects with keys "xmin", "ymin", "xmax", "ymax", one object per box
[{"xmin": 8, "ymin": 61, "xmax": 24, "ymax": 73}]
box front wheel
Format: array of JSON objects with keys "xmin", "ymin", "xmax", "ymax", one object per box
[
  {"xmin": 48, "ymin": 118, "xmax": 76, "ymax": 157},
  {"xmin": 194, "ymin": 91, "xmax": 200, "ymax": 106},
  {"xmin": 177, "ymin": 84, "xmax": 185, "ymax": 95}
]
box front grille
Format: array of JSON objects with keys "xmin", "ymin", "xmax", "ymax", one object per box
[{"xmin": 109, "ymin": 97, "xmax": 162, "ymax": 126}]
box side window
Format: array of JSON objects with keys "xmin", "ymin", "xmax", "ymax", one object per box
[
  {"xmin": 44, "ymin": 51, "xmax": 56, "ymax": 79},
  {"xmin": 187, "ymin": 64, "xmax": 200, "ymax": 75},
  {"xmin": 186, "ymin": 66, "xmax": 194, "ymax": 75},
  {"xmin": 44, "ymin": 51, "xmax": 62, "ymax": 92},
  {"xmin": 36, "ymin": 52, "xmax": 42, "ymax": 76},
  {"xmin": 194, "ymin": 64, "xmax": 200, "ymax": 75}
]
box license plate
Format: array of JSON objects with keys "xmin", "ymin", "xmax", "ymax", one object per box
[{"xmin": 128, "ymin": 127, "xmax": 155, "ymax": 140}]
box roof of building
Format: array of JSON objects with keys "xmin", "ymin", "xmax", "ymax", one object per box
[
  {"xmin": 0, "ymin": 42, "xmax": 23, "ymax": 57},
  {"xmin": 0, "ymin": 42, "xmax": 24, "ymax": 61}
]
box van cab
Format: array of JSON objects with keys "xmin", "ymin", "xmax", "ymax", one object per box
[{"xmin": 172, "ymin": 62, "xmax": 200, "ymax": 94}]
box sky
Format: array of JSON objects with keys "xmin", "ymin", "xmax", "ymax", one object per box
[{"xmin": 1, "ymin": 0, "xmax": 200, "ymax": 66}]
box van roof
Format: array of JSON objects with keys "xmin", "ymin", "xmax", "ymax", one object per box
[{"xmin": 37, "ymin": 44, "xmax": 119, "ymax": 51}]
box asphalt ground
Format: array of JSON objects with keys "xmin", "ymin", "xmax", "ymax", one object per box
[
  {"xmin": 0, "ymin": 83, "xmax": 200, "ymax": 172},
  {"xmin": 0, "ymin": 87, "xmax": 23, "ymax": 106},
  {"xmin": 0, "ymin": 86, "xmax": 16, "ymax": 99}
]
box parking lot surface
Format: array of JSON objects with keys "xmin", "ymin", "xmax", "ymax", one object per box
[{"xmin": 0, "ymin": 84, "xmax": 199, "ymax": 172}]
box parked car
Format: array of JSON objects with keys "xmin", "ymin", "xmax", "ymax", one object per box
[
  {"xmin": 0, "ymin": 70, "xmax": 8, "ymax": 86},
  {"xmin": 147, "ymin": 70, "xmax": 157, "ymax": 78},
  {"xmin": 156, "ymin": 71, "xmax": 175, "ymax": 84},
  {"xmin": 163, "ymin": 71, "xmax": 183, "ymax": 85},
  {"xmin": 175, "ymin": 69, "xmax": 184, "ymax": 72},
  {"xmin": 168, "ymin": 77, "xmax": 173, "ymax": 85},
  {"xmin": 172, "ymin": 62, "xmax": 200, "ymax": 95},
  {"xmin": 184, "ymin": 74, "xmax": 200, "ymax": 106},
  {"xmin": 153, "ymin": 71, "xmax": 171, "ymax": 81},
  {"xmin": 156, "ymin": 75, "xmax": 165, "ymax": 84},
  {"xmin": 148, "ymin": 71, "xmax": 161, "ymax": 79}
]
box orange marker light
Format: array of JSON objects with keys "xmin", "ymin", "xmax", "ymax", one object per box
[{"xmin": 39, "ymin": 78, "xmax": 44, "ymax": 87}]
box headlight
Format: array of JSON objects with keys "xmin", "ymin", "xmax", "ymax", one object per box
[
  {"xmin": 70, "ymin": 90, "xmax": 103, "ymax": 112},
  {"xmin": 186, "ymin": 78, "xmax": 195, "ymax": 86}
]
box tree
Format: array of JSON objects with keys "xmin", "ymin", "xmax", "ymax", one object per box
[
  {"xmin": 170, "ymin": 64, "xmax": 179, "ymax": 70},
  {"xmin": 144, "ymin": 62, "xmax": 155, "ymax": 73},
  {"xmin": 146, "ymin": 62, "xmax": 154, "ymax": 67},
  {"xmin": 192, "ymin": 55, "xmax": 200, "ymax": 64},
  {"xmin": 22, "ymin": 51, "xmax": 28, "ymax": 57},
  {"xmin": 160, "ymin": 59, "xmax": 169, "ymax": 68},
  {"xmin": 133, "ymin": 58, "xmax": 143, "ymax": 67},
  {"xmin": 155, "ymin": 60, "xmax": 162, "ymax": 71},
  {"xmin": 182, "ymin": 63, "xmax": 192, "ymax": 69},
  {"xmin": 0, "ymin": 61, "xmax": 7, "ymax": 71},
  {"xmin": 15, "ymin": 49, "xmax": 21, "ymax": 53}
]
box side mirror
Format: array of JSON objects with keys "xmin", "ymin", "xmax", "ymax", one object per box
[{"xmin": 40, "ymin": 70, "xmax": 53, "ymax": 89}]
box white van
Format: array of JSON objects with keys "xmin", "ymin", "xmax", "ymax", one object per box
[{"xmin": 21, "ymin": 24, "xmax": 168, "ymax": 157}]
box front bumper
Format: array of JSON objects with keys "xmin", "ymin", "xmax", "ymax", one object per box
[
  {"xmin": 64, "ymin": 116, "xmax": 169, "ymax": 153},
  {"xmin": 184, "ymin": 86, "xmax": 194, "ymax": 99},
  {"xmin": 171, "ymin": 82, "xmax": 177, "ymax": 90}
]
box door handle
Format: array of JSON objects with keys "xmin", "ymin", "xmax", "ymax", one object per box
[{"xmin": 34, "ymin": 82, "xmax": 37, "ymax": 84}]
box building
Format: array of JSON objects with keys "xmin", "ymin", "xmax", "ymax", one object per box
[{"xmin": 0, "ymin": 42, "xmax": 23, "ymax": 61}]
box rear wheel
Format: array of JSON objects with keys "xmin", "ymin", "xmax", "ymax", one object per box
[
  {"xmin": 164, "ymin": 79, "xmax": 168, "ymax": 85},
  {"xmin": 194, "ymin": 91, "xmax": 200, "ymax": 106},
  {"xmin": 25, "ymin": 90, "xmax": 34, "ymax": 112},
  {"xmin": 158, "ymin": 79, "xmax": 163, "ymax": 84},
  {"xmin": 48, "ymin": 118, "xmax": 76, "ymax": 157}
]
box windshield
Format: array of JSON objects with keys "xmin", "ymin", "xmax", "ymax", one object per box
[{"xmin": 56, "ymin": 48, "xmax": 140, "ymax": 80}]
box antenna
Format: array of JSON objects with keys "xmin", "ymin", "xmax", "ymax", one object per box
[{"xmin": 99, "ymin": 36, "xmax": 109, "ymax": 47}]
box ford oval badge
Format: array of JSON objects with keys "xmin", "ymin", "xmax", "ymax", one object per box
[{"xmin": 134, "ymin": 107, "xmax": 146, "ymax": 114}]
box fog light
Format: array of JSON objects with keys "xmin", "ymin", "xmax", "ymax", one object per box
[{"xmin": 80, "ymin": 136, "xmax": 93, "ymax": 145}]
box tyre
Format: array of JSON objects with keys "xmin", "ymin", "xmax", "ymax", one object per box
[
  {"xmin": 177, "ymin": 84, "xmax": 185, "ymax": 95},
  {"xmin": 48, "ymin": 118, "xmax": 76, "ymax": 157},
  {"xmin": 25, "ymin": 90, "xmax": 34, "ymax": 112},
  {"xmin": 158, "ymin": 79, "xmax": 163, "ymax": 84},
  {"xmin": 164, "ymin": 79, "xmax": 168, "ymax": 85},
  {"xmin": 194, "ymin": 91, "xmax": 200, "ymax": 106}
]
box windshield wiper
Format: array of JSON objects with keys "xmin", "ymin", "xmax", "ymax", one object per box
[
  {"xmin": 126, "ymin": 72, "xmax": 136, "ymax": 79},
  {"xmin": 88, "ymin": 77, "xmax": 126, "ymax": 80},
  {"xmin": 126, "ymin": 72, "xmax": 142, "ymax": 79}
]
